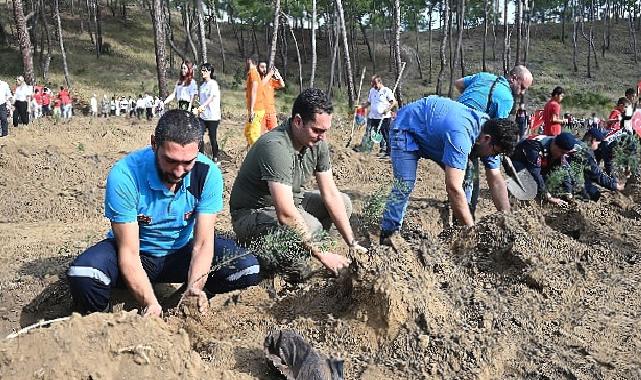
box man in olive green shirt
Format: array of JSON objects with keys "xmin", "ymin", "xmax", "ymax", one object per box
[{"xmin": 230, "ymin": 88, "xmax": 364, "ymax": 275}]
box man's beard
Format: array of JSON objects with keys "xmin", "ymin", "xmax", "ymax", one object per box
[{"xmin": 155, "ymin": 151, "xmax": 187, "ymax": 185}]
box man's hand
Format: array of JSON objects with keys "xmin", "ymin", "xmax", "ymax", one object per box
[
  {"xmin": 316, "ymin": 252, "xmax": 350, "ymax": 275},
  {"xmin": 617, "ymin": 182, "xmax": 626, "ymax": 191},
  {"xmin": 142, "ymin": 302, "xmax": 162, "ymax": 317},
  {"xmin": 548, "ymin": 196, "xmax": 568, "ymax": 207},
  {"xmin": 186, "ymin": 287, "xmax": 209, "ymax": 314},
  {"xmin": 349, "ymin": 241, "xmax": 368, "ymax": 255}
]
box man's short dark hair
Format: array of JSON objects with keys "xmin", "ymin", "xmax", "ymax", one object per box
[
  {"xmin": 551, "ymin": 86, "xmax": 564, "ymax": 97},
  {"xmin": 482, "ymin": 118, "xmax": 520, "ymax": 156},
  {"xmin": 625, "ymin": 88, "xmax": 636, "ymax": 97},
  {"xmin": 292, "ymin": 88, "xmax": 333, "ymax": 124},
  {"xmin": 154, "ymin": 109, "xmax": 202, "ymax": 147},
  {"xmin": 617, "ymin": 97, "xmax": 631, "ymax": 106}
]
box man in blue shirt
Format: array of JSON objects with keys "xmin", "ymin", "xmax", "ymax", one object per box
[
  {"xmin": 453, "ymin": 65, "xmax": 533, "ymax": 215},
  {"xmin": 380, "ymin": 96, "xmax": 520, "ymax": 244},
  {"xmin": 67, "ymin": 110, "xmax": 261, "ymax": 316},
  {"xmin": 455, "ymin": 65, "xmax": 533, "ymax": 119}
]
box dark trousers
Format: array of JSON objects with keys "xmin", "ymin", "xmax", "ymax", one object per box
[
  {"xmin": 67, "ymin": 236, "xmax": 261, "ymax": 314},
  {"xmin": 136, "ymin": 108, "xmax": 143, "ymax": 119},
  {"xmin": 13, "ymin": 100, "xmax": 29, "ymax": 127},
  {"xmin": 145, "ymin": 108, "xmax": 153, "ymax": 120},
  {"xmin": 200, "ymin": 119, "xmax": 220, "ymax": 159},
  {"xmin": 0, "ymin": 103, "xmax": 7, "ymax": 136}
]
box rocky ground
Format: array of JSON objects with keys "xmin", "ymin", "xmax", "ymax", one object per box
[{"xmin": 0, "ymin": 115, "xmax": 640, "ymax": 379}]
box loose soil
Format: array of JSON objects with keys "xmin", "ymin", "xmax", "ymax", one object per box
[{"xmin": 0, "ymin": 116, "xmax": 639, "ymax": 379}]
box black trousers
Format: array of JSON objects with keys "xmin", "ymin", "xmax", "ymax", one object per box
[
  {"xmin": 200, "ymin": 119, "xmax": 220, "ymax": 159},
  {"xmin": 145, "ymin": 108, "xmax": 153, "ymax": 120},
  {"xmin": 13, "ymin": 100, "xmax": 29, "ymax": 127},
  {"xmin": 0, "ymin": 103, "xmax": 7, "ymax": 136}
]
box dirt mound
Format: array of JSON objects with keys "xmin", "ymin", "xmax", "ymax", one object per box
[{"xmin": 0, "ymin": 311, "xmax": 243, "ymax": 379}]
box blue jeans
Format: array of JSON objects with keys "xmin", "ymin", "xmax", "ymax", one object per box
[
  {"xmin": 380, "ymin": 128, "xmax": 477, "ymax": 234},
  {"xmin": 67, "ymin": 236, "xmax": 261, "ymax": 314}
]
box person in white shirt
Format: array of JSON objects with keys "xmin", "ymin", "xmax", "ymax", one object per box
[
  {"xmin": 143, "ymin": 93, "xmax": 154, "ymax": 120},
  {"xmin": 119, "ymin": 96, "xmax": 129, "ymax": 117},
  {"xmin": 357, "ymin": 75, "xmax": 397, "ymax": 156},
  {"xmin": 90, "ymin": 94, "xmax": 98, "ymax": 117},
  {"xmin": 13, "ymin": 76, "xmax": 33, "ymax": 127},
  {"xmin": 163, "ymin": 60, "xmax": 198, "ymax": 111},
  {"xmin": 194, "ymin": 63, "xmax": 222, "ymax": 162},
  {"xmin": 134, "ymin": 95, "xmax": 145, "ymax": 119},
  {"xmin": 0, "ymin": 79, "xmax": 11, "ymax": 137}
]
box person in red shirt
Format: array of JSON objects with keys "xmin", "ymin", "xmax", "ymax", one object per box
[
  {"xmin": 543, "ymin": 86, "xmax": 567, "ymax": 136},
  {"xmin": 606, "ymin": 97, "xmax": 631, "ymax": 133},
  {"xmin": 41, "ymin": 88, "xmax": 51, "ymax": 116}
]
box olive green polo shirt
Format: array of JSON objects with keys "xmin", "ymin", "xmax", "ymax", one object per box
[{"xmin": 230, "ymin": 119, "xmax": 332, "ymax": 212}]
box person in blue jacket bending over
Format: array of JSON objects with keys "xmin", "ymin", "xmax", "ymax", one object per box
[{"xmin": 380, "ymin": 96, "xmax": 520, "ymax": 246}]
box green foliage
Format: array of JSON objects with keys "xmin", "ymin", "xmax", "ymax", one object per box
[
  {"xmin": 545, "ymin": 152, "xmax": 587, "ymax": 195},
  {"xmin": 612, "ymin": 135, "xmax": 641, "ymax": 179},
  {"xmin": 360, "ymin": 179, "xmax": 410, "ymax": 231},
  {"xmin": 563, "ymin": 92, "xmax": 612, "ymax": 109},
  {"xmin": 361, "ymin": 184, "xmax": 391, "ymax": 231},
  {"xmin": 249, "ymin": 226, "xmax": 335, "ymax": 281}
]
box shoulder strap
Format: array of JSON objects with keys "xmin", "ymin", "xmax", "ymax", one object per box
[{"xmin": 485, "ymin": 77, "xmax": 502, "ymax": 115}]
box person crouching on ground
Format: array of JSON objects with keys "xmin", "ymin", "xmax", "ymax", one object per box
[
  {"xmin": 379, "ymin": 96, "xmax": 519, "ymax": 246},
  {"xmin": 230, "ymin": 88, "xmax": 366, "ymax": 278},
  {"xmin": 510, "ymin": 132, "xmax": 578, "ymax": 207},
  {"xmin": 67, "ymin": 110, "xmax": 261, "ymax": 316}
]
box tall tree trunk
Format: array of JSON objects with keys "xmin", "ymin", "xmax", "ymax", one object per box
[
  {"xmin": 327, "ymin": 16, "xmax": 339, "ymax": 97},
  {"xmin": 85, "ymin": 0, "xmax": 95, "ymax": 45},
  {"xmin": 524, "ymin": 0, "xmax": 532, "ymax": 64},
  {"xmin": 195, "ymin": 0, "xmax": 207, "ymax": 64},
  {"xmin": 602, "ymin": 0, "xmax": 609, "ymax": 56},
  {"xmin": 310, "ymin": 0, "xmax": 317, "ymax": 87},
  {"xmin": 181, "ymin": 4, "xmax": 198, "ymax": 63},
  {"xmin": 12, "ymin": 0, "xmax": 35, "ymax": 84},
  {"xmin": 359, "ymin": 20, "xmax": 374, "ymax": 67},
  {"xmin": 588, "ymin": 0, "xmax": 598, "ymax": 68},
  {"xmin": 94, "ymin": 0, "xmax": 103, "ymax": 57},
  {"xmin": 268, "ymin": 0, "xmax": 281, "ymax": 66},
  {"xmin": 449, "ymin": 0, "xmax": 465, "ymax": 97},
  {"xmin": 428, "ymin": 5, "xmax": 433, "ymax": 84},
  {"xmin": 436, "ymin": 0, "xmax": 449, "ymax": 95},
  {"xmin": 414, "ymin": 13, "xmax": 423, "ymax": 79},
  {"xmin": 492, "ymin": 0, "xmax": 498, "ymax": 60},
  {"xmin": 335, "ymin": 0, "xmax": 355, "ymax": 107},
  {"xmin": 393, "ymin": 0, "xmax": 403, "ymax": 104},
  {"xmin": 561, "ymin": 0, "xmax": 568, "ymax": 43},
  {"xmin": 502, "ymin": 0, "xmax": 509, "ymax": 74},
  {"xmin": 0, "ymin": 19, "xmax": 7, "ymax": 46},
  {"xmin": 483, "ymin": 0, "xmax": 489, "ymax": 71},
  {"xmin": 629, "ymin": 5, "xmax": 639, "ymax": 63},
  {"xmin": 279, "ymin": 22, "xmax": 288, "ymax": 77},
  {"xmin": 210, "ymin": 1, "xmax": 225, "ymax": 73},
  {"xmin": 516, "ymin": 0, "xmax": 522, "ymax": 64},
  {"xmin": 283, "ymin": 14, "xmax": 303, "ymax": 93},
  {"xmin": 152, "ymin": 0, "xmax": 169, "ymax": 98},
  {"xmin": 39, "ymin": 0, "xmax": 52, "ymax": 82},
  {"xmin": 54, "ymin": 0, "xmax": 71, "ymax": 88},
  {"xmin": 572, "ymin": 0, "xmax": 578, "ymax": 72}
]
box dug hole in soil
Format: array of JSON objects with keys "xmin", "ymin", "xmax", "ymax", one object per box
[{"xmin": 1, "ymin": 117, "xmax": 640, "ymax": 379}]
